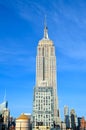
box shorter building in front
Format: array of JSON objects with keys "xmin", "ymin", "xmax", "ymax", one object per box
[{"xmin": 16, "ymin": 113, "xmax": 30, "ymax": 130}]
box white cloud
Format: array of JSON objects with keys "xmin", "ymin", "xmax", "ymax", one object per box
[
  {"xmin": 58, "ymin": 42, "xmax": 86, "ymax": 60},
  {"xmin": 0, "ymin": 39, "xmax": 36, "ymax": 76},
  {"xmin": 7, "ymin": 0, "xmax": 46, "ymax": 22},
  {"xmin": 1, "ymin": 0, "xmax": 86, "ymax": 72},
  {"xmin": 53, "ymin": 0, "xmax": 86, "ymax": 28}
]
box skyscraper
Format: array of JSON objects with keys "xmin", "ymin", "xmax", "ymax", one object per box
[
  {"xmin": 64, "ymin": 106, "xmax": 70, "ymax": 129},
  {"xmin": 70, "ymin": 109, "xmax": 77, "ymax": 130},
  {"xmin": 32, "ymin": 21, "xmax": 61, "ymax": 129},
  {"xmin": 0, "ymin": 101, "xmax": 10, "ymax": 129}
]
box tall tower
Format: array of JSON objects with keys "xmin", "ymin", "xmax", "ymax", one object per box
[
  {"xmin": 70, "ymin": 109, "xmax": 77, "ymax": 130},
  {"xmin": 64, "ymin": 106, "xmax": 70, "ymax": 129},
  {"xmin": 32, "ymin": 21, "xmax": 61, "ymax": 129}
]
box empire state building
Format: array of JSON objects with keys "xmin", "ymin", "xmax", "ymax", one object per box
[{"xmin": 32, "ymin": 22, "xmax": 61, "ymax": 129}]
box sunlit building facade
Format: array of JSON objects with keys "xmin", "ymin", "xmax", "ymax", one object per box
[
  {"xmin": 32, "ymin": 22, "xmax": 61, "ymax": 129},
  {"xmin": 0, "ymin": 101, "xmax": 8, "ymax": 114}
]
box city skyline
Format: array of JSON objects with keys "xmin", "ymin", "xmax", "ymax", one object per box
[{"xmin": 0, "ymin": 0, "xmax": 86, "ymax": 119}]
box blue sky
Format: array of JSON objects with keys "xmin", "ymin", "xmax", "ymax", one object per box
[{"xmin": 0, "ymin": 0, "xmax": 86, "ymax": 119}]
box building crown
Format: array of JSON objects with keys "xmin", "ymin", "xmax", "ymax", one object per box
[{"xmin": 38, "ymin": 18, "xmax": 53, "ymax": 46}]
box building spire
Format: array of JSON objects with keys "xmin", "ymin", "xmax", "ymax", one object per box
[{"xmin": 44, "ymin": 15, "xmax": 49, "ymax": 39}]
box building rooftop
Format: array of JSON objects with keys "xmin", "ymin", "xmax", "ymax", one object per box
[{"xmin": 16, "ymin": 113, "xmax": 30, "ymax": 120}]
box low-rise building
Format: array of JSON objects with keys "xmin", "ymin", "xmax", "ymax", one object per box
[{"xmin": 16, "ymin": 113, "xmax": 30, "ymax": 130}]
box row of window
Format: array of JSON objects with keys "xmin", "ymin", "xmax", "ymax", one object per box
[{"xmin": 37, "ymin": 47, "xmax": 55, "ymax": 57}]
